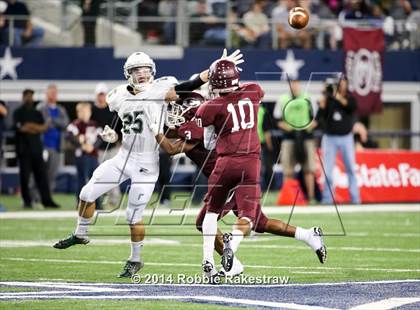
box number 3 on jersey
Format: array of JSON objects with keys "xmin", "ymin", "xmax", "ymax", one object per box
[
  {"xmin": 227, "ymin": 98, "xmax": 255, "ymax": 133},
  {"xmin": 122, "ymin": 111, "xmax": 143, "ymax": 134}
]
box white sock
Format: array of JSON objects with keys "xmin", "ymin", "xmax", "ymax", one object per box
[
  {"xmin": 202, "ymin": 212, "xmax": 218, "ymax": 265},
  {"xmin": 295, "ymin": 227, "xmax": 321, "ymax": 251},
  {"xmin": 294, "ymin": 227, "xmax": 308, "ymax": 242},
  {"xmin": 128, "ymin": 241, "xmax": 143, "ymax": 262},
  {"xmin": 230, "ymin": 229, "xmax": 244, "ymax": 253},
  {"xmin": 74, "ymin": 216, "xmax": 91, "ymax": 238}
]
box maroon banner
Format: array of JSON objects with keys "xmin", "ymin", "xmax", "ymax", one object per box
[{"xmin": 343, "ymin": 27, "xmax": 384, "ymax": 116}]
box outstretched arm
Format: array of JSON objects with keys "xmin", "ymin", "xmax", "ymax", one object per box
[
  {"xmin": 165, "ymin": 49, "xmax": 245, "ymax": 102},
  {"xmin": 143, "ymin": 107, "xmax": 198, "ymax": 155},
  {"xmin": 155, "ymin": 134, "xmax": 198, "ymax": 155},
  {"xmin": 165, "ymin": 70, "xmax": 208, "ymax": 102}
]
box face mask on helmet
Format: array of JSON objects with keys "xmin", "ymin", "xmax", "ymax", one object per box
[
  {"xmin": 124, "ymin": 52, "xmax": 156, "ymax": 92},
  {"xmin": 126, "ymin": 66, "xmax": 153, "ymax": 92},
  {"xmin": 165, "ymin": 93, "xmax": 204, "ymax": 128},
  {"xmin": 165, "ymin": 102, "xmax": 184, "ymax": 129}
]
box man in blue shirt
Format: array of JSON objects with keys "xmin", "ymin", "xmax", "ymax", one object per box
[{"xmin": 37, "ymin": 84, "xmax": 69, "ymax": 193}]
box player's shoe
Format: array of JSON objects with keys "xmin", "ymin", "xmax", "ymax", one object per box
[
  {"xmin": 218, "ymin": 257, "xmax": 244, "ymax": 277},
  {"xmin": 202, "ymin": 260, "xmax": 220, "ymax": 284},
  {"xmin": 53, "ymin": 234, "xmax": 89, "ymax": 249},
  {"xmin": 221, "ymin": 233, "xmax": 234, "ymax": 272},
  {"xmin": 311, "ymin": 227, "xmax": 327, "ymax": 264},
  {"xmin": 118, "ymin": 260, "xmax": 144, "ymax": 278}
]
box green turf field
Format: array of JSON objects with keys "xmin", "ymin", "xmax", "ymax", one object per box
[{"xmin": 0, "ymin": 194, "xmax": 419, "ymax": 309}]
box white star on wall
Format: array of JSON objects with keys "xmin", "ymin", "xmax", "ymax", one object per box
[
  {"xmin": 275, "ymin": 50, "xmax": 305, "ymax": 80},
  {"xmin": 0, "ymin": 47, "xmax": 23, "ymax": 80}
]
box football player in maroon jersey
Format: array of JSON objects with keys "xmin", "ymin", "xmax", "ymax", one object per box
[
  {"xmin": 193, "ymin": 59, "xmax": 326, "ymax": 278},
  {"xmin": 146, "ymin": 88, "xmax": 326, "ymax": 280}
]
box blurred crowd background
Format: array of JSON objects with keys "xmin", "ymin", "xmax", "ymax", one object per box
[{"xmin": 1, "ymin": 0, "xmax": 419, "ymax": 49}]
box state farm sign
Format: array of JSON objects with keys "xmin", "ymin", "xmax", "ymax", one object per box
[{"xmin": 317, "ymin": 150, "xmax": 420, "ymax": 203}]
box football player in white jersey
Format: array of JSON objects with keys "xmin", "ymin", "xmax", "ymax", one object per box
[{"xmin": 53, "ymin": 51, "xmax": 235, "ymax": 278}]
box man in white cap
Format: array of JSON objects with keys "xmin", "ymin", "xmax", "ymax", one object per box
[{"xmin": 91, "ymin": 82, "xmax": 122, "ymax": 208}]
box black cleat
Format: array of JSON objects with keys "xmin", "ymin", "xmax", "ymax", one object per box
[
  {"xmin": 118, "ymin": 260, "xmax": 144, "ymax": 278},
  {"xmin": 221, "ymin": 233, "xmax": 234, "ymax": 272},
  {"xmin": 313, "ymin": 227, "xmax": 327, "ymax": 264},
  {"xmin": 53, "ymin": 234, "xmax": 89, "ymax": 249},
  {"xmin": 202, "ymin": 260, "xmax": 220, "ymax": 285}
]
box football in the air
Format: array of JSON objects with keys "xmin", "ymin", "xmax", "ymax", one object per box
[{"xmin": 288, "ymin": 7, "xmax": 309, "ymax": 30}]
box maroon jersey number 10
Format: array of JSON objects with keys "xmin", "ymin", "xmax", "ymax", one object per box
[{"xmin": 227, "ymin": 98, "xmax": 255, "ymax": 133}]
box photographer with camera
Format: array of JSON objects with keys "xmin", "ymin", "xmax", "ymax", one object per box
[{"xmin": 318, "ymin": 77, "xmax": 360, "ymax": 204}]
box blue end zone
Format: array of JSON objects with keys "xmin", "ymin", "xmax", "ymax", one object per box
[{"xmin": 1, "ymin": 280, "xmax": 420, "ymax": 309}]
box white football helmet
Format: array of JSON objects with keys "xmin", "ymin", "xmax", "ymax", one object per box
[
  {"xmin": 124, "ymin": 52, "xmax": 156, "ymax": 92},
  {"xmin": 165, "ymin": 92, "xmax": 204, "ymax": 129}
]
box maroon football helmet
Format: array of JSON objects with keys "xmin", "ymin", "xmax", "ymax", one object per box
[
  {"xmin": 166, "ymin": 92, "xmax": 204, "ymax": 128},
  {"xmin": 208, "ymin": 59, "xmax": 240, "ymax": 95}
]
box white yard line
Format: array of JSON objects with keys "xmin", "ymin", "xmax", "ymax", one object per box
[
  {"xmin": 1, "ymin": 239, "xmax": 419, "ymax": 254},
  {"xmin": 0, "ymin": 238, "xmax": 179, "ymax": 247},
  {"xmin": 0, "ymin": 293, "xmax": 340, "ymax": 309},
  {"xmin": 1, "ymin": 239, "xmax": 419, "ymax": 253},
  {"xmin": 1, "ymin": 204, "xmax": 418, "ymax": 219},
  {"xmin": 1, "ymin": 279, "xmax": 419, "ymax": 288},
  {"xmin": 2, "ymin": 257, "xmax": 419, "ymax": 274},
  {"xmin": 1, "ymin": 281, "xmax": 420, "ymax": 309},
  {"xmin": 224, "ymin": 244, "xmax": 420, "ymax": 253},
  {"xmin": 348, "ymin": 297, "xmax": 420, "ymax": 310},
  {"xmin": 382, "ymin": 233, "xmax": 420, "ymax": 237}
]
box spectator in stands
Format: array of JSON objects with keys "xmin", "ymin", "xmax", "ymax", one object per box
[
  {"xmin": 243, "ymin": 0, "xmax": 271, "ymax": 48},
  {"xmin": 137, "ymin": 0, "xmax": 161, "ymax": 43},
  {"xmin": 158, "ymin": 0, "xmax": 177, "ymax": 44},
  {"xmin": 1, "ymin": 0, "xmax": 44, "ymax": 46},
  {"xmin": 317, "ymin": 77, "xmax": 360, "ymax": 204},
  {"xmin": 13, "ymin": 89, "xmax": 59, "ymax": 209},
  {"xmin": 0, "ymin": 1, "xmax": 6, "ymax": 45},
  {"xmin": 81, "ymin": 0, "xmax": 101, "ymax": 47},
  {"xmin": 272, "ymin": 0, "xmax": 312, "ymax": 49},
  {"xmin": 321, "ymin": 0, "xmax": 343, "ymax": 16},
  {"xmin": 67, "ymin": 102, "xmax": 102, "ymax": 209},
  {"xmin": 190, "ymin": 0, "xmax": 226, "ymax": 46},
  {"xmin": 338, "ymin": 0, "xmax": 372, "ymax": 21},
  {"xmin": 36, "ymin": 84, "xmax": 69, "ymax": 193},
  {"xmin": 316, "ymin": 0, "xmax": 342, "ymax": 49},
  {"xmin": 385, "ymin": 0, "xmax": 419, "ymax": 49},
  {"xmin": 274, "ymin": 80, "xmax": 317, "ymax": 203},
  {"xmin": 91, "ymin": 83, "xmax": 121, "ymax": 208}
]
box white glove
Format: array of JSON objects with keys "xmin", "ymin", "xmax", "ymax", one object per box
[
  {"xmin": 99, "ymin": 125, "xmax": 118, "ymax": 143},
  {"xmin": 144, "ymin": 108, "xmax": 163, "ymax": 136},
  {"xmin": 220, "ymin": 48, "xmax": 244, "ymax": 71}
]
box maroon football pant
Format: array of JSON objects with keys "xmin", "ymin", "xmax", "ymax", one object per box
[
  {"xmin": 196, "ymin": 194, "xmax": 268, "ymax": 233},
  {"xmin": 202, "ymin": 155, "xmax": 265, "ymax": 230}
]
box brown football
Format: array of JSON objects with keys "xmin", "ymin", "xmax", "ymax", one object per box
[{"xmin": 288, "ymin": 7, "xmax": 309, "ymax": 30}]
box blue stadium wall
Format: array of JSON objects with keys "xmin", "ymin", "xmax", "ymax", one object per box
[{"xmin": 1, "ymin": 47, "xmax": 419, "ymax": 81}]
